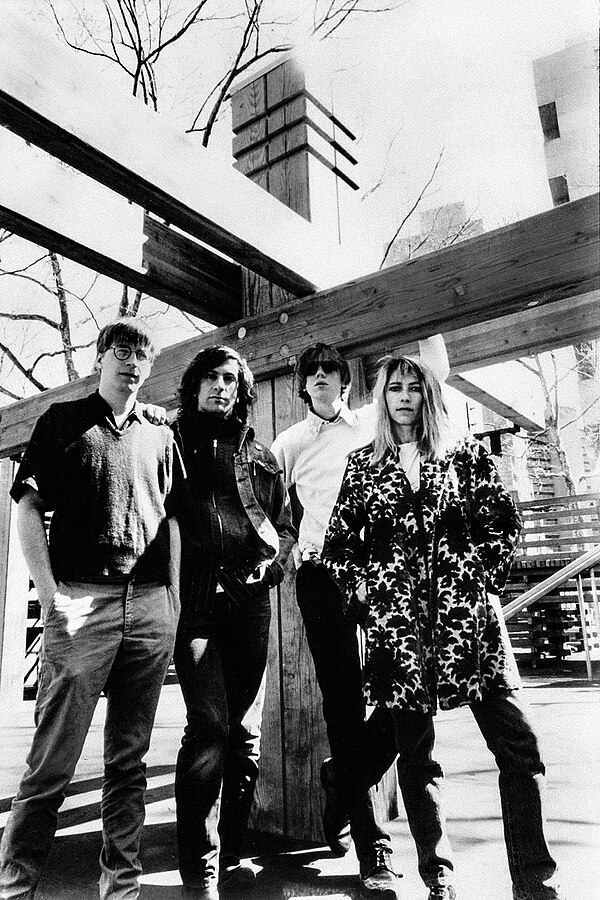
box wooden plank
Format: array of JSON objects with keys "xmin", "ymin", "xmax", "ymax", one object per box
[
  {"xmin": 0, "ymin": 462, "xmax": 30, "ymax": 713},
  {"xmin": 518, "ymin": 492, "xmax": 600, "ymax": 509},
  {"xmin": 0, "ymin": 460, "xmax": 14, "ymax": 688},
  {"xmin": 448, "ymin": 363, "xmax": 545, "ymax": 432},
  {"xmin": 0, "ymin": 138, "xmax": 241, "ymax": 323},
  {"xmin": 439, "ymin": 291, "xmax": 600, "ymax": 372},
  {"xmin": 0, "ymin": 9, "xmax": 358, "ymax": 296},
  {"xmin": 363, "ymin": 290, "xmax": 600, "ymax": 384},
  {"xmin": 273, "ymin": 372, "xmax": 328, "ymax": 842},
  {"xmin": 520, "ymin": 537, "xmax": 599, "ymax": 549},
  {"xmin": 1, "ymin": 195, "xmax": 598, "ymax": 459},
  {"xmin": 520, "ymin": 507, "xmax": 600, "ymax": 521},
  {"xmin": 522, "ymin": 522, "xmax": 600, "ymax": 535},
  {"xmin": 142, "ymin": 215, "xmax": 241, "ymax": 321},
  {"xmin": 247, "ymin": 380, "xmax": 286, "ymax": 835}
]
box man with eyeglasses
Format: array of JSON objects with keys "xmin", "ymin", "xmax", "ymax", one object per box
[
  {"xmin": 271, "ymin": 336, "xmax": 449, "ymax": 899},
  {"xmin": 0, "ymin": 317, "xmax": 185, "ymax": 900}
]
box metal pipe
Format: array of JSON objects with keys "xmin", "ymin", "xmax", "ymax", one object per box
[{"xmin": 503, "ymin": 544, "xmax": 600, "ymax": 621}]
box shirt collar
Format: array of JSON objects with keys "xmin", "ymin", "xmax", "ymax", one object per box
[
  {"xmin": 306, "ymin": 404, "xmax": 359, "ymax": 433},
  {"xmin": 93, "ymin": 391, "xmax": 143, "ymax": 427}
]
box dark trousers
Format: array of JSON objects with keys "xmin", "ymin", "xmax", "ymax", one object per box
[
  {"xmin": 296, "ymin": 561, "xmax": 398, "ymax": 858},
  {"xmin": 392, "ymin": 691, "xmax": 562, "ymax": 899},
  {"xmin": 174, "ymin": 577, "xmax": 271, "ymax": 888}
]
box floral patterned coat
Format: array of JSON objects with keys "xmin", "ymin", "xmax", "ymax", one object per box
[{"xmin": 322, "ymin": 437, "xmax": 522, "ymax": 713}]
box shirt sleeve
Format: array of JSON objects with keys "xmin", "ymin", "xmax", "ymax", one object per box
[{"xmin": 10, "ymin": 410, "xmax": 58, "ymax": 509}]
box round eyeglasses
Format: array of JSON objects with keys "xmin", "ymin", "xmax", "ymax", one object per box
[{"xmin": 111, "ymin": 345, "xmax": 151, "ymax": 363}]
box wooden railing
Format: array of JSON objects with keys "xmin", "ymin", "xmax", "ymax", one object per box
[
  {"xmin": 502, "ymin": 493, "xmax": 600, "ymax": 675},
  {"xmin": 514, "ymin": 492, "xmax": 600, "ymax": 566},
  {"xmin": 504, "ymin": 543, "xmax": 600, "ymax": 681}
]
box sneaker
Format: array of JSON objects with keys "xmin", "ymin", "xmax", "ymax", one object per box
[
  {"xmin": 428, "ymin": 886, "xmax": 457, "ymax": 899},
  {"xmin": 218, "ymin": 853, "xmax": 256, "ymax": 887},
  {"xmin": 359, "ymin": 843, "xmax": 400, "ymax": 898},
  {"xmin": 320, "ymin": 757, "xmax": 352, "ymax": 856}
]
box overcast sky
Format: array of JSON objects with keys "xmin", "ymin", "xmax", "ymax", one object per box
[{"xmin": 320, "ymin": 0, "xmax": 598, "ymax": 246}]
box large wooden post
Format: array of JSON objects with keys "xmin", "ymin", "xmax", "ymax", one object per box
[
  {"xmin": 231, "ymin": 55, "xmax": 397, "ymax": 842},
  {"xmin": 0, "ymin": 459, "xmax": 30, "ymax": 715}
]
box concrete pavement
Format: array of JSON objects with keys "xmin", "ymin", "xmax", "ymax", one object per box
[{"xmin": 1, "ymin": 660, "xmax": 598, "ymax": 900}]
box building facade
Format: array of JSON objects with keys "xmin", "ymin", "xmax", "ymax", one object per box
[{"xmin": 534, "ymin": 38, "xmax": 599, "ymax": 206}]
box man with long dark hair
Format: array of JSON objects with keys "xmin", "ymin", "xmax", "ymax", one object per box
[{"xmin": 172, "ymin": 346, "xmax": 295, "ymax": 900}]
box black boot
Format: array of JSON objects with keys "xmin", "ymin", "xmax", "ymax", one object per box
[
  {"xmin": 218, "ymin": 756, "xmax": 258, "ymax": 886},
  {"xmin": 320, "ymin": 757, "xmax": 352, "ymax": 856}
]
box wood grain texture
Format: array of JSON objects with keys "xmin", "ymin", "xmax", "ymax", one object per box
[
  {"xmin": 1, "ymin": 196, "xmax": 597, "ymax": 459},
  {"xmin": 0, "ymin": 460, "xmax": 15, "ymax": 679},
  {"xmin": 247, "ymin": 380, "xmax": 286, "ymax": 835},
  {"xmin": 142, "ymin": 215, "xmax": 241, "ymax": 321},
  {"xmin": 272, "ymin": 373, "xmax": 329, "ymax": 842}
]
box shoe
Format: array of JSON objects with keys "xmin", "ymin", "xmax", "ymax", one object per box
[
  {"xmin": 359, "ymin": 843, "xmax": 400, "ymax": 898},
  {"xmin": 428, "ymin": 886, "xmax": 457, "ymax": 899},
  {"xmin": 320, "ymin": 757, "xmax": 352, "ymax": 856},
  {"xmin": 181, "ymin": 881, "xmax": 219, "ymax": 899},
  {"xmin": 218, "ymin": 853, "xmax": 256, "ymax": 886}
]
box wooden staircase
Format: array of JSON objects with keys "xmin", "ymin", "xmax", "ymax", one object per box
[{"xmin": 503, "ymin": 493, "xmax": 600, "ymax": 665}]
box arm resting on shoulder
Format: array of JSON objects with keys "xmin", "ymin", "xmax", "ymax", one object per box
[
  {"xmin": 17, "ymin": 487, "xmax": 57, "ymax": 610},
  {"xmin": 418, "ymin": 334, "xmax": 450, "ymax": 383}
]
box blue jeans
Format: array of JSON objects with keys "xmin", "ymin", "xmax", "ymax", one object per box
[
  {"xmin": 391, "ymin": 691, "xmax": 563, "ymax": 899},
  {"xmin": 0, "ymin": 580, "xmax": 178, "ymax": 900},
  {"xmin": 174, "ymin": 580, "xmax": 271, "ymax": 888},
  {"xmin": 296, "ymin": 561, "xmax": 398, "ymax": 859}
]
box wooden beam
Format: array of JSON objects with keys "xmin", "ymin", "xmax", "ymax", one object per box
[
  {"xmin": 0, "ymin": 9, "xmax": 358, "ymax": 296},
  {"xmin": 447, "ymin": 368, "xmax": 546, "ymax": 432},
  {"xmin": 0, "ymin": 136, "xmax": 241, "ymax": 322},
  {"xmin": 1, "ymin": 195, "xmax": 597, "ymax": 458},
  {"xmin": 363, "ymin": 292, "xmax": 600, "ymax": 381},
  {"xmin": 142, "ymin": 216, "xmax": 241, "ymax": 321}
]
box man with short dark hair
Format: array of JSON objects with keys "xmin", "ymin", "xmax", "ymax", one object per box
[
  {"xmin": 0, "ymin": 317, "xmax": 184, "ymax": 900},
  {"xmin": 271, "ymin": 336, "xmax": 449, "ymax": 899},
  {"xmin": 172, "ymin": 346, "xmax": 295, "ymax": 900}
]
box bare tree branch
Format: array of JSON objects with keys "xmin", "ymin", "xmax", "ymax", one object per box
[
  {"xmin": 50, "ymin": 251, "xmax": 79, "ymax": 381},
  {"xmin": 0, "ymin": 312, "xmax": 59, "ymax": 329},
  {"xmin": 379, "ymin": 148, "xmax": 444, "ymax": 268},
  {"xmin": 29, "ymin": 340, "xmax": 97, "ymax": 375},
  {"xmin": 0, "ymin": 340, "xmax": 48, "ymax": 392},
  {"xmin": 0, "ymin": 385, "xmax": 23, "ymax": 402}
]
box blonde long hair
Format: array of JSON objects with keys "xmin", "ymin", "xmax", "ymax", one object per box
[{"xmin": 371, "ymin": 355, "xmax": 449, "ymax": 466}]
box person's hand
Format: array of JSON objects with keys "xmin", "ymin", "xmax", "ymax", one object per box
[
  {"xmin": 142, "ymin": 403, "xmax": 168, "ymax": 425},
  {"xmin": 246, "ymin": 564, "xmax": 268, "ymax": 586},
  {"xmin": 37, "ymin": 582, "xmax": 59, "ymax": 617}
]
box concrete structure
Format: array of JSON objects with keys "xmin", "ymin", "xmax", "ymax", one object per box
[{"xmin": 533, "ymin": 38, "xmax": 600, "ymax": 206}]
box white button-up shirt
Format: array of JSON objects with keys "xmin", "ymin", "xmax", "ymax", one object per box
[{"xmin": 272, "ymin": 403, "xmax": 377, "ymax": 558}]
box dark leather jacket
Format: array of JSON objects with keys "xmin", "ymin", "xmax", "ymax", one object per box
[{"xmin": 172, "ymin": 420, "xmax": 296, "ymax": 586}]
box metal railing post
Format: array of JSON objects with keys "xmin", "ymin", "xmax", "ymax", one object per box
[{"xmin": 576, "ymin": 573, "xmax": 593, "ymax": 682}]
